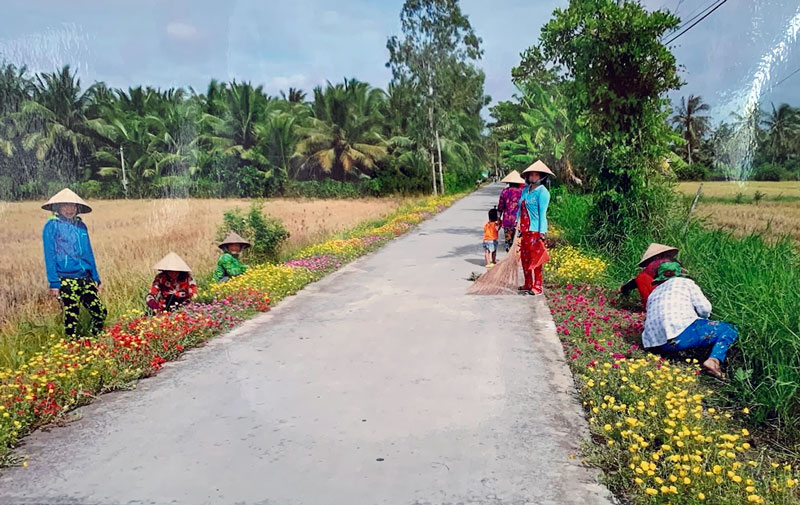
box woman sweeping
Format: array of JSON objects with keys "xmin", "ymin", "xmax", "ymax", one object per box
[
  {"xmin": 214, "ymin": 231, "xmax": 251, "ymax": 283},
  {"xmin": 496, "ymin": 170, "xmax": 525, "ymax": 252},
  {"xmin": 516, "ymin": 161, "xmax": 554, "ymax": 295},
  {"xmin": 146, "ymin": 252, "xmax": 198, "ymax": 313},
  {"xmin": 41, "ymin": 188, "xmax": 107, "ymax": 340}
]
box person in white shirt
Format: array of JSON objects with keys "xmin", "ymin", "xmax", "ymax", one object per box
[{"xmin": 642, "ymin": 262, "xmax": 738, "ymax": 379}]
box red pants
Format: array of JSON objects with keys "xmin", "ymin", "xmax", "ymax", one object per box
[{"xmin": 520, "ymin": 232, "xmax": 543, "ymax": 292}]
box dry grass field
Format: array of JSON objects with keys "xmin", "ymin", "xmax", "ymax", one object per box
[
  {"xmin": 0, "ymin": 198, "xmax": 403, "ymax": 334},
  {"xmin": 678, "ymin": 181, "xmax": 800, "ymax": 199},
  {"xmin": 694, "ymin": 200, "xmax": 800, "ymax": 243}
]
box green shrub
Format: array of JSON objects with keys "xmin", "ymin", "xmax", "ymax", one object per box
[
  {"xmin": 673, "ymin": 162, "xmax": 709, "ymax": 181},
  {"xmin": 752, "ymin": 162, "xmax": 787, "ymax": 182},
  {"xmin": 216, "ymin": 203, "xmax": 289, "ymax": 264}
]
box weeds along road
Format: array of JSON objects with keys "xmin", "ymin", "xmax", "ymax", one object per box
[{"xmin": 0, "ymin": 185, "xmax": 612, "ymax": 505}]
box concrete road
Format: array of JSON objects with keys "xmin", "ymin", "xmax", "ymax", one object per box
[{"xmin": 0, "ymin": 185, "xmax": 612, "ymax": 505}]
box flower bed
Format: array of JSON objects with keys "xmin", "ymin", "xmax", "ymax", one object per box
[
  {"xmin": 0, "ymin": 193, "xmax": 461, "ymax": 462},
  {"xmin": 546, "ymin": 281, "xmax": 800, "ymax": 504}
]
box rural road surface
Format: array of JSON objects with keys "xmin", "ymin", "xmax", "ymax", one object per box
[{"xmin": 0, "ymin": 185, "xmax": 612, "ymax": 505}]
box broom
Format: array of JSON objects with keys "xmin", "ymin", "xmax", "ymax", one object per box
[{"xmin": 467, "ymin": 240, "xmax": 522, "ymax": 295}]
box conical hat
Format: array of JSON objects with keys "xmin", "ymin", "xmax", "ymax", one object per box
[
  {"xmin": 638, "ymin": 243, "xmax": 679, "ymax": 266},
  {"xmin": 500, "ymin": 170, "xmax": 525, "ymax": 184},
  {"xmin": 41, "ymin": 188, "xmax": 92, "ymax": 214},
  {"xmin": 218, "ymin": 231, "xmax": 251, "ymax": 250},
  {"xmin": 521, "ymin": 160, "xmax": 555, "ymax": 177},
  {"xmin": 153, "ymin": 252, "xmax": 192, "ymax": 272}
]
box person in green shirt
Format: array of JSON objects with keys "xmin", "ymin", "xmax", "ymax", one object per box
[{"xmin": 214, "ymin": 231, "xmax": 251, "ymax": 282}]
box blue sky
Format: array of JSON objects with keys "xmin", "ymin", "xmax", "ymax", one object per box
[{"xmin": 1, "ymin": 0, "xmax": 799, "ymax": 124}]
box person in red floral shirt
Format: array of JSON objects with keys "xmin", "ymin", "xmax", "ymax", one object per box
[{"xmin": 146, "ymin": 252, "xmax": 198, "ymax": 313}]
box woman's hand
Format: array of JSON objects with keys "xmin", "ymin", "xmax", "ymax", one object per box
[
  {"xmin": 96, "ymin": 282, "xmax": 103, "ymax": 294},
  {"xmin": 50, "ymin": 288, "xmax": 60, "ymax": 299}
]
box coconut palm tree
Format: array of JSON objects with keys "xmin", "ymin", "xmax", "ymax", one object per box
[
  {"xmin": 294, "ymin": 79, "xmax": 388, "ymax": 181},
  {"xmin": 671, "ymin": 95, "xmax": 711, "ymax": 164},
  {"xmin": 281, "ymin": 87, "xmax": 307, "ymax": 104},
  {"xmin": 761, "ymin": 103, "xmax": 799, "ymax": 163},
  {"xmin": 10, "ymin": 66, "xmax": 110, "ymax": 180}
]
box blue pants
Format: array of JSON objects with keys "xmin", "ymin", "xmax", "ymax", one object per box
[{"xmin": 655, "ymin": 319, "xmax": 738, "ymax": 362}]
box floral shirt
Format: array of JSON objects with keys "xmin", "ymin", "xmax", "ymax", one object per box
[
  {"xmin": 146, "ymin": 272, "xmax": 197, "ymax": 312},
  {"xmin": 497, "ymin": 186, "xmax": 523, "ymax": 228},
  {"xmin": 213, "ymin": 253, "xmax": 248, "ymax": 282},
  {"xmin": 642, "ymin": 277, "xmax": 712, "ymax": 348}
]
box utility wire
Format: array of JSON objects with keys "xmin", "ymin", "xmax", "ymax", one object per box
[
  {"xmin": 664, "ymin": 0, "xmax": 730, "ymax": 45},
  {"xmin": 664, "ymin": 0, "xmax": 723, "ymax": 37},
  {"xmin": 767, "ymin": 66, "xmax": 800, "ymax": 92}
]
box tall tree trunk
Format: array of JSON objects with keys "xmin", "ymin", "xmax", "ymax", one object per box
[
  {"xmin": 430, "ymin": 149, "xmax": 438, "ymax": 195},
  {"xmin": 435, "ymin": 128, "xmax": 444, "ymax": 195},
  {"xmin": 428, "ymin": 104, "xmax": 438, "ymax": 195},
  {"xmin": 687, "ymin": 139, "xmax": 693, "ymax": 165}
]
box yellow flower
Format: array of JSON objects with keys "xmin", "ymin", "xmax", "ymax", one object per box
[
  {"xmin": 698, "ymin": 492, "xmax": 706, "ymax": 500},
  {"xmin": 787, "ymin": 478, "xmax": 796, "ymax": 488},
  {"xmin": 645, "ymin": 488, "xmax": 658, "ymax": 496}
]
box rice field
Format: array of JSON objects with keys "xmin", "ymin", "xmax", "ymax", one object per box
[
  {"xmin": 678, "ymin": 181, "xmax": 800, "ymax": 199},
  {"xmin": 694, "ymin": 200, "xmax": 800, "ymax": 243},
  {"xmin": 0, "ymin": 197, "xmax": 403, "ymax": 336}
]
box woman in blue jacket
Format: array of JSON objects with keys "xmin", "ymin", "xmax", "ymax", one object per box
[
  {"xmin": 516, "ymin": 161, "xmax": 554, "ymax": 295},
  {"xmin": 42, "ymin": 189, "xmax": 107, "ymax": 339}
]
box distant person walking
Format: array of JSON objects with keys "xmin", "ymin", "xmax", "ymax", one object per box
[
  {"xmin": 214, "ymin": 232, "xmax": 251, "ymax": 283},
  {"xmin": 516, "ymin": 161, "xmax": 553, "ymax": 295},
  {"xmin": 496, "ymin": 170, "xmax": 525, "ymax": 252},
  {"xmin": 42, "ymin": 189, "xmax": 107, "ymax": 340},
  {"xmin": 146, "ymin": 253, "xmax": 198, "ymax": 313}
]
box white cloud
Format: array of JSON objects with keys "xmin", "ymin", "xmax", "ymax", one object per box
[{"xmin": 165, "ymin": 21, "xmax": 199, "ymax": 40}]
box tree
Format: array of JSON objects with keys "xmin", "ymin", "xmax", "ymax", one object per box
[
  {"xmin": 281, "ymin": 88, "xmax": 307, "ymax": 104},
  {"xmin": 671, "ymin": 95, "xmax": 711, "ymax": 164},
  {"xmin": 535, "ymin": 0, "xmax": 683, "ymax": 243},
  {"xmin": 387, "ymin": 0, "xmax": 484, "ymax": 194},
  {"xmin": 497, "ymin": 81, "xmax": 583, "ymax": 187},
  {"xmin": 761, "ymin": 103, "xmax": 799, "ymax": 163},
  {"xmin": 9, "ymin": 65, "xmax": 110, "ymax": 181},
  {"xmin": 294, "ymin": 79, "xmax": 388, "ymax": 181}
]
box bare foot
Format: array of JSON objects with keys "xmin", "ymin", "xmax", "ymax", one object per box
[{"xmin": 702, "ymin": 358, "xmax": 724, "ymax": 379}]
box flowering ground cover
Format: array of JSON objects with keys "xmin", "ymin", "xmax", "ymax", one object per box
[
  {"xmin": 546, "ymin": 250, "xmax": 800, "ymax": 504},
  {"xmin": 0, "ymin": 194, "xmax": 460, "ymax": 464}
]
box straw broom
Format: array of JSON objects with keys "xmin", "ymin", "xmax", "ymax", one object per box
[{"xmin": 467, "ymin": 240, "xmax": 522, "ymax": 295}]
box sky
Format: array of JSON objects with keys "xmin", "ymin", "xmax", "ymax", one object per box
[{"xmin": 1, "ymin": 0, "xmax": 799, "ymax": 125}]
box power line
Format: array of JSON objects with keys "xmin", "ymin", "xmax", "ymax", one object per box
[
  {"xmin": 664, "ymin": 0, "xmax": 722, "ymax": 37},
  {"xmin": 664, "ymin": 0, "xmax": 731, "ymax": 45},
  {"xmin": 767, "ymin": 66, "xmax": 800, "ymax": 92}
]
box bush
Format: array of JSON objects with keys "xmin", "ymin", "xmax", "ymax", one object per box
[
  {"xmin": 673, "ymin": 162, "xmax": 709, "ymax": 181},
  {"xmin": 216, "ymin": 203, "xmax": 290, "ymax": 264},
  {"xmin": 752, "ymin": 162, "xmax": 787, "ymax": 182},
  {"xmin": 76, "ymin": 180, "xmax": 103, "ymax": 199}
]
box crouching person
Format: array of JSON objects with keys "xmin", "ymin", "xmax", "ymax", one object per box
[
  {"xmin": 146, "ymin": 253, "xmax": 197, "ymax": 313},
  {"xmin": 214, "ymin": 232, "xmax": 250, "ymax": 283},
  {"xmin": 642, "ymin": 262, "xmax": 738, "ymax": 379}
]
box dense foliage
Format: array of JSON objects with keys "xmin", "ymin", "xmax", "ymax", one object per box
[
  {"xmin": 0, "ymin": 60, "xmax": 488, "ymax": 200},
  {"xmin": 492, "ymin": 0, "xmax": 683, "ymax": 245},
  {"xmin": 672, "ymin": 97, "xmax": 800, "ymax": 182}
]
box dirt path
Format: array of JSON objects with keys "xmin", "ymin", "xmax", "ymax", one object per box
[{"xmin": 0, "ymin": 185, "xmax": 612, "ymax": 505}]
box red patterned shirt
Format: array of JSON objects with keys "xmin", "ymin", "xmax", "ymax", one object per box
[{"xmin": 146, "ymin": 272, "xmax": 197, "ymax": 312}]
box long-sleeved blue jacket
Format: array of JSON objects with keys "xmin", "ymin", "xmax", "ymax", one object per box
[
  {"xmin": 42, "ymin": 215, "xmax": 101, "ymax": 289},
  {"xmin": 516, "ymin": 184, "xmax": 550, "ymax": 233}
]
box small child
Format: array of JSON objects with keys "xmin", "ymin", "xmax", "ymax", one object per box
[{"xmin": 483, "ymin": 208, "xmax": 500, "ymax": 267}]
